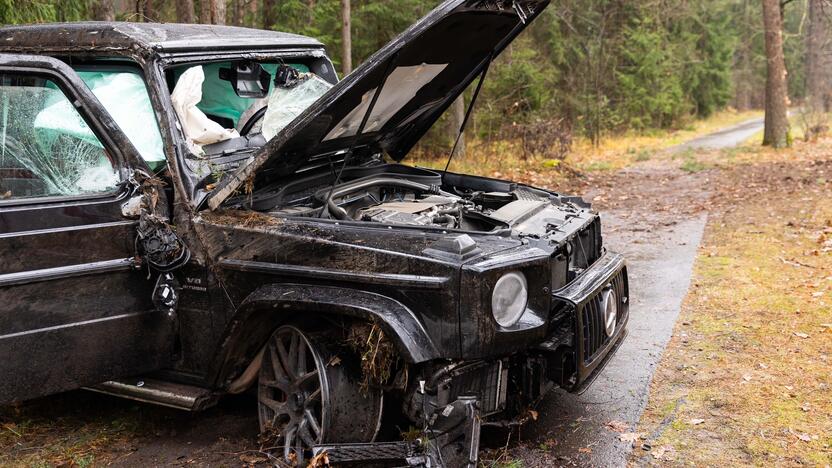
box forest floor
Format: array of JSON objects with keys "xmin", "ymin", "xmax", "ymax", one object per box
[{"xmin": 1, "ymin": 117, "xmax": 829, "ymax": 468}]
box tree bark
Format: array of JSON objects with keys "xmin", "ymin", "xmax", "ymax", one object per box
[
  {"xmin": 263, "ymin": 0, "xmax": 278, "ymax": 31},
  {"xmin": 212, "ymin": 0, "xmax": 226, "ymax": 24},
  {"xmin": 231, "ymin": 0, "xmax": 243, "ymax": 25},
  {"xmin": 176, "ymin": 0, "xmax": 195, "ymax": 23},
  {"xmin": 450, "ymin": 97, "xmax": 466, "ymax": 158},
  {"xmin": 806, "ymin": 0, "xmax": 831, "ymax": 112},
  {"xmin": 200, "ymin": 0, "xmax": 226, "ymax": 24},
  {"xmin": 199, "ymin": 0, "xmax": 210, "ymax": 23},
  {"xmin": 92, "ymin": 0, "xmax": 115, "ymax": 21},
  {"xmin": 143, "ymin": 0, "xmax": 156, "ymax": 21},
  {"xmin": 340, "ymin": 0, "xmax": 352, "ymax": 75},
  {"xmin": 761, "ymin": 0, "xmax": 790, "ymax": 148}
]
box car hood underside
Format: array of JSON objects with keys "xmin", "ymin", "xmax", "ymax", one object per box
[{"xmin": 205, "ymin": 0, "xmax": 550, "ymax": 210}]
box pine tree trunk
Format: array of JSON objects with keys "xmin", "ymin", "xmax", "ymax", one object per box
[
  {"xmin": 247, "ymin": 0, "xmax": 259, "ymax": 27},
  {"xmin": 340, "ymin": 0, "xmax": 352, "ymax": 75},
  {"xmin": 92, "ymin": 0, "xmax": 115, "ymax": 21},
  {"xmin": 806, "ymin": 0, "xmax": 830, "ymax": 112},
  {"xmin": 263, "ymin": 0, "xmax": 278, "ymax": 31},
  {"xmin": 143, "ymin": 0, "xmax": 156, "ymax": 21},
  {"xmin": 199, "ymin": 0, "xmax": 210, "ymax": 23},
  {"xmin": 176, "ymin": 0, "xmax": 195, "ymax": 23},
  {"xmin": 761, "ymin": 0, "xmax": 790, "ymax": 148},
  {"xmin": 231, "ymin": 0, "xmax": 243, "ymax": 25},
  {"xmin": 212, "ymin": 0, "xmax": 226, "ymax": 24},
  {"xmin": 199, "ymin": 0, "xmax": 226, "ymax": 24}
]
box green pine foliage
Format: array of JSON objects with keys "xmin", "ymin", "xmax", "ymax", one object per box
[
  {"xmin": 0, "ymin": 0, "xmax": 813, "ymax": 144},
  {"xmin": 0, "ymin": 0, "xmax": 89, "ymax": 24}
]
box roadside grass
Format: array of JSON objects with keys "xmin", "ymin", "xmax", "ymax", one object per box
[
  {"xmin": 410, "ymin": 109, "xmax": 762, "ymax": 181},
  {"xmin": 633, "ymin": 143, "xmax": 832, "ymax": 466},
  {"xmin": 740, "ymin": 110, "xmax": 827, "ymax": 147},
  {"xmin": 0, "ymin": 393, "xmax": 153, "ymax": 466},
  {"xmin": 568, "ymin": 109, "xmax": 762, "ymax": 171}
]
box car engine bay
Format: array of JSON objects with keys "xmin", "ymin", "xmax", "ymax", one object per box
[{"xmin": 236, "ymin": 164, "xmax": 592, "ymax": 236}]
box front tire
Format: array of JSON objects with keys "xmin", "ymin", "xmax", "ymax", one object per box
[{"xmin": 257, "ymin": 325, "xmax": 382, "ymax": 464}]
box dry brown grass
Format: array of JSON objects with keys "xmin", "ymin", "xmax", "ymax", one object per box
[
  {"xmin": 410, "ymin": 109, "xmax": 762, "ymax": 186},
  {"xmin": 633, "ymin": 141, "xmax": 832, "ymax": 466},
  {"xmin": 0, "ymin": 395, "xmax": 144, "ymax": 467}
]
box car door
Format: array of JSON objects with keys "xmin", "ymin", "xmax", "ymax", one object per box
[{"xmin": 0, "ymin": 55, "xmax": 175, "ymax": 403}]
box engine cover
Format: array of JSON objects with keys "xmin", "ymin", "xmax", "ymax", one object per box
[{"xmin": 358, "ymin": 195, "xmax": 462, "ymax": 227}]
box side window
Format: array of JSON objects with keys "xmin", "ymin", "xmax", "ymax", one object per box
[
  {"xmin": 76, "ymin": 70, "xmax": 167, "ymax": 172},
  {"xmin": 0, "ymin": 73, "xmax": 117, "ymax": 200}
]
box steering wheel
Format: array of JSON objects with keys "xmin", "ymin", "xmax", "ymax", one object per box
[{"xmin": 239, "ymin": 106, "xmax": 268, "ymax": 136}]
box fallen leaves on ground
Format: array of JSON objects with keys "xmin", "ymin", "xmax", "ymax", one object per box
[
  {"xmin": 605, "ymin": 420, "xmax": 629, "ymax": 433},
  {"xmin": 651, "ymin": 445, "xmax": 676, "ymax": 461},
  {"xmin": 618, "ymin": 432, "xmax": 644, "ymax": 443}
]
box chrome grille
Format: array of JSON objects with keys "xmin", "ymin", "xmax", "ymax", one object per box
[{"xmin": 580, "ymin": 269, "xmax": 628, "ymax": 363}]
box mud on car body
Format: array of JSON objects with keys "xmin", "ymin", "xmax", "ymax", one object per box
[{"xmin": 0, "ymin": 1, "xmax": 628, "ymax": 466}]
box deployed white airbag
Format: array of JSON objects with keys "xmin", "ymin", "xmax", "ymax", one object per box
[{"xmin": 171, "ymin": 66, "xmax": 239, "ymax": 152}]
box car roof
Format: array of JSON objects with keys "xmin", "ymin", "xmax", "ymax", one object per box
[{"xmin": 0, "ymin": 22, "xmax": 324, "ymax": 54}]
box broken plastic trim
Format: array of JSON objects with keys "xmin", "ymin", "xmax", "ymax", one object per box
[{"xmin": 131, "ymin": 172, "xmax": 191, "ymax": 273}]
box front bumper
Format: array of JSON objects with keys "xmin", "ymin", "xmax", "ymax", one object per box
[
  {"xmin": 318, "ymin": 255, "xmax": 630, "ymax": 466},
  {"xmin": 425, "ymin": 253, "xmax": 629, "ymax": 411}
]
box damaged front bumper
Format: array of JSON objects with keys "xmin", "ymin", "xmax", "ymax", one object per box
[
  {"xmin": 313, "ymin": 253, "xmax": 630, "ymax": 467},
  {"xmin": 547, "ymin": 251, "xmax": 630, "ymax": 391}
]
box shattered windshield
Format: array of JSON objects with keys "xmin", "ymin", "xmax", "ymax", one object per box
[
  {"xmin": 0, "ymin": 74, "xmax": 117, "ymax": 200},
  {"xmin": 260, "ymin": 73, "xmax": 332, "ymax": 140}
]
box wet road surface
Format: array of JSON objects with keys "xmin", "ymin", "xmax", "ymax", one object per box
[{"xmin": 674, "ymin": 117, "xmax": 763, "ymax": 152}]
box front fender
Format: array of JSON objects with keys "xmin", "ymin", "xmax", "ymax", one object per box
[{"xmin": 211, "ymin": 283, "xmax": 441, "ymax": 387}]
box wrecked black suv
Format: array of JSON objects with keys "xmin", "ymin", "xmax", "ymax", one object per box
[{"xmin": 0, "ymin": 1, "xmax": 628, "ymax": 466}]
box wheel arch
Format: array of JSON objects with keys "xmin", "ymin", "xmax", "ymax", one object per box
[{"xmin": 210, "ymin": 283, "xmax": 441, "ymax": 390}]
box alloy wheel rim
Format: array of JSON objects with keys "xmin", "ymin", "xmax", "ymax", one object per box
[{"xmin": 258, "ymin": 326, "xmax": 328, "ymax": 465}]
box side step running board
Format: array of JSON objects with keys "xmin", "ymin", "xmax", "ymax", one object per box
[
  {"xmin": 84, "ymin": 378, "xmax": 218, "ymax": 411},
  {"xmin": 313, "ymin": 441, "xmax": 425, "ymax": 465}
]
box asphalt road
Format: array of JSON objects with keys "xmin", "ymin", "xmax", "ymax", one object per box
[{"xmin": 673, "ymin": 117, "xmax": 764, "ymax": 151}]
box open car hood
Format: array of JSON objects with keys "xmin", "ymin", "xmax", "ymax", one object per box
[{"xmin": 207, "ymin": 0, "xmax": 549, "ymax": 210}]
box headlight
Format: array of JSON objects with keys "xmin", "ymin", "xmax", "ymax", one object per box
[
  {"xmin": 491, "ymin": 272, "xmax": 529, "ymax": 327},
  {"xmin": 601, "ymin": 286, "xmax": 618, "ymax": 337}
]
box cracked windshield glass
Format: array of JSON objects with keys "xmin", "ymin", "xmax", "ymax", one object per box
[{"xmin": 0, "ymin": 74, "xmax": 116, "ymax": 200}]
